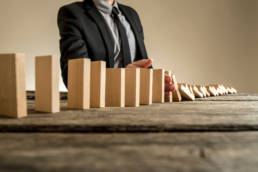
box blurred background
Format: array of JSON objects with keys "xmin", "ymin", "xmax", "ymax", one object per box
[{"xmin": 0, "ymin": 0, "xmax": 257, "ymax": 93}]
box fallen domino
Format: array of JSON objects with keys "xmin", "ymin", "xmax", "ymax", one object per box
[{"xmin": 178, "ymin": 83, "xmax": 195, "ymax": 101}]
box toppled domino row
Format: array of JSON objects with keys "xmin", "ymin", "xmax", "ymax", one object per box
[{"xmin": 175, "ymin": 83, "xmax": 237, "ymax": 101}]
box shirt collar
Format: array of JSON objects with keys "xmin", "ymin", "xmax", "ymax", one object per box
[{"xmin": 93, "ymin": 0, "xmax": 119, "ymax": 15}]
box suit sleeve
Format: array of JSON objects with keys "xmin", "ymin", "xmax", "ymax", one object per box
[
  {"xmin": 135, "ymin": 12, "xmax": 145, "ymax": 41},
  {"xmin": 131, "ymin": 9, "xmax": 152, "ymax": 68},
  {"xmin": 57, "ymin": 6, "xmax": 89, "ymax": 87},
  {"xmin": 132, "ymin": 9, "xmax": 144, "ymax": 41}
]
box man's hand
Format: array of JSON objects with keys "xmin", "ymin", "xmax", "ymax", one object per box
[
  {"xmin": 165, "ymin": 73, "xmax": 176, "ymax": 98},
  {"xmin": 126, "ymin": 59, "xmax": 176, "ymax": 100},
  {"xmin": 126, "ymin": 59, "xmax": 153, "ymax": 68}
]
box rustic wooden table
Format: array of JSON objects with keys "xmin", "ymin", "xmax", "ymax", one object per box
[{"xmin": 0, "ymin": 94, "xmax": 258, "ymax": 171}]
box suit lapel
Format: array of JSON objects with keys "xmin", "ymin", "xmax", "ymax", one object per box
[
  {"xmin": 84, "ymin": 1, "xmax": 115, "ymax": 67},
  {"xmin": 119, "ymin": 4, "xmax": 148, "ymax": 61}
]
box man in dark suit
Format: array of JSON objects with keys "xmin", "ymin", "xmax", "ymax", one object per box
[{"xmin": 58, "ymin": 0, "xmax": 174, "ymax": 98}]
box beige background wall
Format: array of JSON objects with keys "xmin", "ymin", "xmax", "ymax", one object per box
[{"xmin": 0, "ymin": 0, "xmax": 257, "ymax": 93}]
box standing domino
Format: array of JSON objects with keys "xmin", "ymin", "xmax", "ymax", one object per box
[
  {"xmin": 125, "ymin": 68, "xmax": 140, "ymax": 107},
  {"xmin": 90, "ymin": 61, "xmax": 106, "ymax": 108},
  {"xmin": 0, "ymin": 53, "xmax": 27, "ymax": 118},
  {"xmin": 140, "ymin": 68, "xmax": 153, "ymax": 105},
  {"xmin": 35, "ymin": 55, "xmax": 60, "ymax": 113},
  {"xmin": 153, "ymin": 69, "xmax": 165, "ymax": 103},
  {"xmin": 106, "ymin": 68, "xmax": 125, "ymax": 107},
  {"xmin": 68, "ymin": 58, "xmax": 91, "ymax": 110}
]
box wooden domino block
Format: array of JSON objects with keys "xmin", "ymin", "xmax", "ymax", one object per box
[
  {"xmin": 205, "ymin": 86, "xmax": 213, "ymax": 96},
  {"xmin": 193, "ymin": 85, "xmax": 203, "ymax": 98},
  {"xmin": 211, "ymin": 86, "xmax": 219, "ymax": 96},
  {"xmin": 35, "ymin": 55, "xmax": 60, "ymax": 113},
  {"xmin": 225, "ymin": 86, "xmax": 236, "ymax": 94},
  {"xmin": 204, "ymin": 87, "xmax": 211, "ymax": 97},
  {"xmin": 221, "ymin": 85, "xmax": 229, "ymax": 95},
  {"xmin": 221, "ymin": 85, "xmax": 228, "ymax": 95},
  {"xmin": 217, "ymin": 87, "xmax": 224, "ymax": 96},
  {"xmin": 106, "ymin": 68, "xmax": 125, "ymax": 107},
  {"xmin": 206, "ymin": 86, "xmax": 217, "ymax": 97},
  {"xmin": 214, "ymin": 87, "xmax": 222, "ymax": 96},
  {"xmin": 210, "ymin": 84, "xmax": 223, "ymax": 96},
  {"xmin": 68, "ymin": 58, "xmax": 91, "ymax": 110},
  {"xmin": 216, "ymin": 85, "xmax": 228, "ymax": 95},
  {"xmin": 171, "ymin": 74, "xmax": 182, "ymax": 102},
  {"xmin": 90, "ymin": 61, "xmax": 106, "ymax": 108},
  {"xmin": 227, "ymin": 87, "xmax": 233, "ymax": 94},
  {"xmin": 186, "ymin": 84, "xmax": 195, "ymax": 100},
  {"xmin": 199, "ymin": 86, "xmax": 207, "ymax": 97},
  {"xmin": 0, "ymin": 53, "xmax": 27, "ymax": 118},
  {"xmin": 197, "ymin": 85, "xmax": 206, "ymax": 98},
  {"xmin": 201, "ymin": 86, "xmax": 207, "ymax": 97},
  {"xmin": 230, "ymin": 87, "xmax": 237, "ymax": 94},
  {"xmin": 165, "ymin": 70, "xmax": 173, "ymax": 102},
  {"xmin": 189, "ymin": 85, "xmax": 195, "ymax": 96},
  {"xmin": 125, "ymin": 68, "xmax": 140, "ymax": 107},
  {"xmin": 140, "ymin": 68, "xmax": 153, "ymax": 105},
  {"xmin": 178, "ymin": 83, "xmax": 195, "ymax": 101},
  {"xmin": 152, "ymin": 69, "xmax": 165, "ymax": 103}
]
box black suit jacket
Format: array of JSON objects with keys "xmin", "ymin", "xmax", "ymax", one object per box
[{"xmin": 58, "ymin": 0, "xmax": 149, "ymax": 87}]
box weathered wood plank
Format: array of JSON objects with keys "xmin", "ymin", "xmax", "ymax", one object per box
[
  {"xmin": 0, "ymin": 132, "xmax": 258, "ymax": 172},
  {"xmin": 0, "ymin": 95, "xmax": 258, "ymax": 132},
  {"xmin": 196, "ymin": 94, "xmax": 258, "ymax": 101}
]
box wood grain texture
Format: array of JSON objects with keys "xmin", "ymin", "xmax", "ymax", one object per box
[
  {"xmin": 152, "ymin": 69, "xmax": 165, "ymax": 103},
  {"xmin": 35, "ymin": 55, "xmax": 60, "ymax": 113},
  {"xmin": 165, "ymin": 70, "xmax": 173, "ymax": 102},
  {"xmin": 90, "ymin": 61, "xmax": 106, "ymax": 108},
  {"xmin": 68, "ymin": 58, "xmax": 91, "ymax": 110},
  {"xmin": 0, "ymin": 132, "xmax": 258, "ymax": 172},
  {"xmin": 0, "ymin": 94, "xmax": 257, "ymax": 132},
  {"xmin": 140, "ymin": 69, "xmax": 153, "ymax": 105},
  {"xmin": 106, "ymin": 68, "xmax": 125, "ymax": 107},
  {"xmin": 0, "ymin": 54, "xmax": 27, "ymax": 118},
  {"xmin": 125, "ymin": 68, "xmax": 140, "ymax": 107},
  {"xmin": 171, "ymin": 74, "xmax": 182, "ymax": 102}
]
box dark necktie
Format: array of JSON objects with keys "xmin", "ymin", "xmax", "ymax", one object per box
[{"xmin": 112, "ymin": 7, "xmax": 132, "ymax": 67}]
